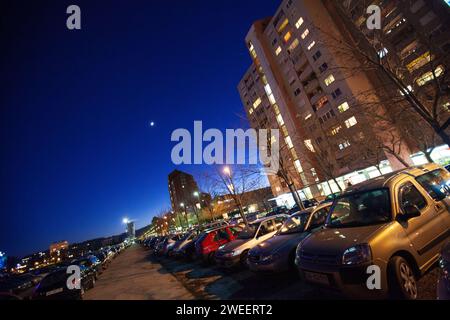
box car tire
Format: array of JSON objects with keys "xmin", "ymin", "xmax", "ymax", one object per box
[
  {"xmin": 388, "ymin": 256, "xmax": 418, "ymax": 300},
  {"xmin": 240, "ymin": 250, "xmax": 249, "ymax": 268}
]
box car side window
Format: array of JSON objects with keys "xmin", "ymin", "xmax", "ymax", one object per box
[
  {"xmin": 416, "ymin": 169, "xmax": 450, "ymax": 201},
  {"xmin": 309, "ymin": 207, "xmax": 329, "ymax": 229},
  {"xmin": 230, "ymin": 227, "xmax": 242, "ymax": 235},
  {"xmin": 273, "ymin": 216, "xmax": 286, "ymax": 229},
  {"xmin": 399, "ymin": 182, "xmax": 427, "ymax": 211},
  {"xmin": 258, "ymin": 221, "xmax": 272, "ymax": 236},
  {"xmin": 215, "ymin": 229, "xmax": 230, "ymax": 241}
]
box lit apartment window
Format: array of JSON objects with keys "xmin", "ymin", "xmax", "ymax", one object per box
[
  {"xmin": 264, "ymin": 84, "xmax": 272, "ymax": 96},
  {"xmin": 273, "ymin": 104, "xmax": 280, "ymax": 114},
  {"xmin": 301, "ymin": 29, "xmax": 309, "ymax": 39},
  {"xmin": 330, "ymin": 125, "xmax": 342, "ymax": 135},
  {"xmin": 253, "ymin": 97, "xmax": 262, "ymax": 108},
  {"xmin": 278, "ymin": 19, "xmax": 289, "ymax": 32},
  {"xmin": 295, "ymin": 17, "xmax": 304, "ymax": 29},
  {"xmin": 294, "ymin": 159, "xmax": 303, "ymax": 173},
  {"xmin": 307, "ymin": 41, "xmax": 316, "ymax": 51},
  {"xmin": 337, "ymin": 101, "xmax": 350, "ymax": 113},
  {"xmin": 268, "ymin": 93, "xmax": 276, "ymax": 104},
  {"xmin": 276, "ymin": 114, "xmax": 285, "ymax": 126},
  {"xmin": 290, "ymin": 148, "xmax": 297, "ymax": 159},
  {"xmin": 284, "ymin": 32, "xmax": 292, "ymax": 43},
  {"xmin": 345, "ymin": 116, "xmax": 357, "ymax": 128},
  {"xmin": 324, "ymin": 74, "xmax": 335, "ymax": 86},
  {"xmin": 285, "ymin": 136, "xmax": 294, "ymax": 149},
  {"xmin": 281, "ymin": 125, "xmax": 289, "ymax": 137},
  {"xmin": 406, "ymin": 51, "xmax": 432, "ymax": 73},
  {"xmin": 416, "ymin": 65, "xmax": 444, "ymax": 86},
  {"xmin": 338, "ymin": 140, "xmax": 351, "ymax": 150},
  {"xmin": 275, "ymin": 46, "xmax": 282, "ymax": 56},
  {"xmin": 287, "ymin": 38, "xmax": 299, "ymax": 51},
  {"xmin": 304, "ymin": 113, "xmax": 312, "ymax": 120},
  {"xmin": 304, "ymin": 139, "xmax": 315, "ymax": 152},
  {"xmin": 249, "ymin": 108, "xmax": 254, "ymax": 115}
]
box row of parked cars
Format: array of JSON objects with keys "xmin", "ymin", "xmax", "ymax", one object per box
[
  {"xmin": 144, "ymin": 163, "xmax": 450, "ymax": 299},
  {"xmin": 0, "ymin": 242, "xmax": 129, "ymax": 300}
]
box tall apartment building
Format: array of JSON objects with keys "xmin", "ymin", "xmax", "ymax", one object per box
[
  {"xmin": 237, "ymin": 0, "xmax": 449, "ymax": 204},
  {"xmin": 168, "ymin": 169, "xmax": 211, "ymax": 213}
]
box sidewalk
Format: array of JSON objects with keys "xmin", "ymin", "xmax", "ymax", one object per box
[{"xmin": 84, "ymin": 244, "xmax": 194, "ymax": 300}]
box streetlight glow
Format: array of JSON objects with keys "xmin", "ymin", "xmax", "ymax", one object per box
[
  {"xmin": 223, "ymin": 166, "xmax": 231, "ymax": 176},
  {"xmin": 122, "ymin": 217, "xmax": 129, "ymax": 224}
]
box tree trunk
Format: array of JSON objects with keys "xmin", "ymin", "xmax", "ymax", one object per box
[
  {"xmin": 332, "ymin": 177, "xmax": 343, "ymax": 192},
  {"xmin": 424, "ymin": 151, "xmax": 434, "ymax": 163},
  {"xmin": 236, "ymin": 200, "xmax": 250, "ymax": 229},
  {"xmin": 288, "ymin": 181, "xmax": 305, "ymax": 210},
  {"xmin": 436, "ymin": 126, "xmax": 450, "ymax": 147},
  {"xmin": 375, "ymin": 164, "xmax": 383, "ymax": 175}
]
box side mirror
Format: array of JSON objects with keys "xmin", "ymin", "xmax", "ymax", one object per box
[{"xmin": 401, "ymin": 204, "xmax": 421, "ymax": 220}]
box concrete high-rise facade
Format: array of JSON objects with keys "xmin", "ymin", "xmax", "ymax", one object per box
[
  {"xmin": 168, "ymin": 169, "xmax": 202, "ymax": 213},
  {"xmin": 237, "ymin": 0, "xmax": 449, "ymax": 204}
]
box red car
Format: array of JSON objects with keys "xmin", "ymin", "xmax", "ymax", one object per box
[{"xmin": 195, "ymin": 225, "xmax": 243, "ymax": 262}]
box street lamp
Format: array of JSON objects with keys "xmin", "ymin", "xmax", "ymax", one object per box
[
  {"xmin": 122, "ymin": 217, "xmax": 129, "ymax": 224},
  {"xmin": 223, "ymin": 166, "xmax": 231, "ymax": 176}
]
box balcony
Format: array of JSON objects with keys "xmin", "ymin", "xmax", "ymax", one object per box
[
  {"xmin": 304, "ymin": 78, "xmax": 320, "ymax": 95},
  {"xmin": 299, "ymin": 65, "xmax": 314, "ymax": 82},
  {"xmin": 309, "ymin": 89, "xmax": 325, "ymax": 105}
]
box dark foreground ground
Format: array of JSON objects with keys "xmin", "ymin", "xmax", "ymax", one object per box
[{"xmin": 86, "ymin": 244, "xmax": 439, "ymax": 300}]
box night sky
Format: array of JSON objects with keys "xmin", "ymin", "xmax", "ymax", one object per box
[{"xmin": 0, "ymin": 0, "xmax": 278, "ymax": 257}]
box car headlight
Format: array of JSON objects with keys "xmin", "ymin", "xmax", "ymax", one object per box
[{"xmin": 342, "ymin": 244, "xmax": 372, "ymax": 265}]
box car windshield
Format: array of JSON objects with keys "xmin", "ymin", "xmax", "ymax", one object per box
[
  {"xmin": 278, "ymin": 212, "xmax": 309, "ymax": 235},
  {"xmin": 327, "ymin": 188, "xmax": 392, "ymax": 228}
]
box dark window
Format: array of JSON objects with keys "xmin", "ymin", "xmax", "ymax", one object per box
[
  {"xmin": 312, "ymin": 50, "xmax": 322, "ymax": 61},
  {"xmin": 399, "ymin": 182, "xmax": 427, "ymax": 210},
  {"xmin": 331, "ymin": 88, "xmax": 342, "ymax": 99},
  {"xmin": 309, "ymin": 207, "xmax": 329, "ymax": 229},
  {"xmin": 319, "ymin": 63, "xmax": 328, "ymax": 73}
]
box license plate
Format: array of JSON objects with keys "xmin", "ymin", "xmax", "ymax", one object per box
[
  {"xmin": 304, "ymin": 271, "xmax": 329, "ymax": 285},
  {"xmin": 46, "ymin": 287, "xmax": 63, "ymax": 296}
]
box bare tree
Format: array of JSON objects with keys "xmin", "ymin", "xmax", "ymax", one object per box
[{"xmin": 315, "ymin": 1, "xmax": 449, "ymax": 146}]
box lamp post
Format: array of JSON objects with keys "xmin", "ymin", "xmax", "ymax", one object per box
[
  {"xmin": 180, "ymin": 202, "xmax": 189, "ymax": 226},
  {"xmin": 192, "ymin": 191, "xmax": 201, "ymax": 226}
]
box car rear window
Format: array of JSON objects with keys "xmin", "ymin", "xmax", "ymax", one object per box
[{"xmin": 416, "ymin": 169, "xmax": 450, "ymax": 201}]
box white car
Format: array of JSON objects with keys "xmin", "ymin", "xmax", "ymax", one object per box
[{"xmin": 215, "ymin": 214, "xmax": 288, "ymax": 268}]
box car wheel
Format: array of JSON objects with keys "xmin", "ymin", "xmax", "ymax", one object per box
[
  {"xmin": 240, "ymin": 250, "xmax": 249, "ymax": 268},
  {"xmin": 389, "ymin": 256, "xmax": 418, "ymax": 300}
]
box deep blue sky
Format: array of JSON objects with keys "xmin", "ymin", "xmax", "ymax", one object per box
[{"xmin": 0, "ymin": 0, "xmax": 278, "ymax": 257}]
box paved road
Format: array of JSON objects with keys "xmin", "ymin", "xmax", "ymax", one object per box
[
  {"xmin": 85, "ymin": 244, "xmax": 438, "ymax": 300},
  {"xmin": 154, "ymin": 255, "xmax": 439, "ymax": 300},
  {"xmin": 84, "ymin": 245, "xmax": 194, "ymax": 300}
]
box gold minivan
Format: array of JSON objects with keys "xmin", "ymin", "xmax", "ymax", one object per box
[{"xmin": 295, "ymin": 163, "xmax": 450, "ymax": 299}]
